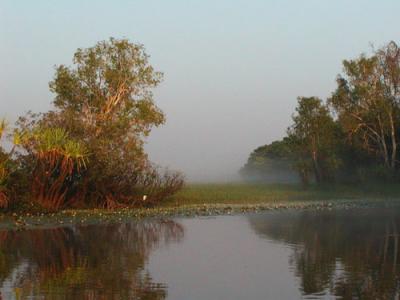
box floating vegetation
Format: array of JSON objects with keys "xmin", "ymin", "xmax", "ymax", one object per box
[{"xmin": 1, "ymin": 198, "xmax": 399, "ymax": 230}]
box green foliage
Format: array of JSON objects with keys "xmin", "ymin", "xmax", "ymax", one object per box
[
  {"xmin": 329, "ymin": 41, "xmax": 400, "ymax": 169},
  {"xmin": 2, "ymin": 38, "xmax": 184, "ymax": 212},
  {"xmin": 240, "ymin": 138, "xmax": 298, "ymax": 183},
  {"xmin": 244, "ymin": 41, "xmax": 400, "ymax": 186},
  {"xmin": 15, "ymin": 127, "xmax": 88, "ymax": 211},
  {"xmin": 42, "ymin": 38, "xmax": 183, "ymax": 208},
  {"xmin": 49, "ymin": 37, "xmax": 165, "ymax": 136},
  {"xmin": 168, "ymin": 183, "xmax": 400, "ymax": 207},
  {"xmin": 243, "ymin": 97, "xmax": 342, "ymax": 186},
  {"xmin": 21, "ymin": 127, "xmax": 87, "ymax": 165},
  {"xmin": 288, "ymin": 97, "xmax": 341, "ymax": 184},
  {"xmin": 0, "ymin": 38, "xmax": 183, "ymax": 213}
]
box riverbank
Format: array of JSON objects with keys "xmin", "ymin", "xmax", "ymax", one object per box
[{"xmin": 2, "ymin": 183, "xmax": 400, "ymax": 229}]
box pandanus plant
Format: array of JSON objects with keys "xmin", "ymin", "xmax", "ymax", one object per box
[{"xmin": 21, "ymin": 127, "xmax": 87, "ymax": 211}]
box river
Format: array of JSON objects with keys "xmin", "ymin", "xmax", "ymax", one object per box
[{"xmin": 0, "ymin": 207, "xmax": 399, "ymax": 299}]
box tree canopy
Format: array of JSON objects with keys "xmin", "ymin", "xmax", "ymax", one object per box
[
  {"xmin": 243, "ymin": 41, "xmax": 400, "ymax": 185},
  {"xmin": 329, "ymin": 41, "xmax": 400, "ymax": 170},
  {"xmin": 1, "ymin": 38, "xmax": 183, "ymax": 212}
]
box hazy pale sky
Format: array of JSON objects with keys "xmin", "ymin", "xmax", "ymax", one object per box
[{"xmin": 1, "ymin": 0, "xmax": 400, "ymax": 181}]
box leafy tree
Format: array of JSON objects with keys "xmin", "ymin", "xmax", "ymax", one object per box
[
  {"xmin": 329, "ymin": 41, "xmax": 400, "ymax": 170},
  {"xmin": 240, "ymin": 137, "xmax": 298, "ymax": 183},
  {"xmin": 241, "ymin": 98, "xmax": 342, "ymax": 186},
  {"xmin": 288, "ymin": 97, "xmax": 340, "ymax": 184},
  {"xmin": 243, "ymin": 41, "xmax": 400, "ymax": 185},
  {"xmin": 29, "ymin": 37, "xmax": 183, "ymax": 208}
]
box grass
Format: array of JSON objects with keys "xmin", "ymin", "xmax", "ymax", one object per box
[
  {"xmin": 3, "ymin": 182, "xmax": 400, "ymax": 230},
  {"xmin": 164, "ymin": 182, "xmax": 400, "ymax": 206}
]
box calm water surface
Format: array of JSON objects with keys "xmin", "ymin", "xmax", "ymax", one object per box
[{"xmin": 1, "ymin": 208, "xmax": 400, "ymax": 299}]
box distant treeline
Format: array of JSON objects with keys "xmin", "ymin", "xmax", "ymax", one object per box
[
  {"xmin": 242, "ymin": 41, "xmax": 400, "ymax": 186},
  {"xmin": 0, "ymin": 38, "xmax": 184, "ymax": 212}
]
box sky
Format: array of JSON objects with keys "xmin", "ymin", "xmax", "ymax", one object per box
[{"xmin": 1, "ymin": 0, "xmax": 400, "ymax": 182}]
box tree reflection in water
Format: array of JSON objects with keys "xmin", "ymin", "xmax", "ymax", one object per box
[
  {"xmin": 249, "ymin": 209, "xmax": 400, "ymax": 299},
  {"xmin": 0, "ymin": 219, "xmax": 184, "ymax": 299}
]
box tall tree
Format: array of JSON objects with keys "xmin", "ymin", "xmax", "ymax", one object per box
[
  {"xmin": 288, "ymin": 97, "xmax": 339, "ymax": 184},
  {"xmin": 329, "ymin": 41, "xmax": 400, "ymax": 170},
  {"xmin": 18, "ymin": 38, "xmax": 183, "ymax": 208}
]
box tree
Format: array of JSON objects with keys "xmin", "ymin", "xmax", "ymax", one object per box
[
  {"xmin": 329, "ymin": 41, "xmax": 400, "ymax": 170},
  {"xmin": 240, "ymin": 137, "xmax": 298, "ymax": 183},
  {"xmin": 29, "ymin": 37, "xmax": 183, "ymax": 208},
  {"xmin": 288, "ymin": 97, "xmax": 340, "ymax": 184}
]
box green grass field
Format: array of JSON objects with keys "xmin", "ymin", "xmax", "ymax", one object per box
[{"xmin": 164, "ymin": 182, "xmax": 400, "ymax": 206}]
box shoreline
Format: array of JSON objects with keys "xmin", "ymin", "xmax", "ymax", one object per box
[{"xmin": 1, "ymin": 198, "xmax": 400, "ymax": 230}]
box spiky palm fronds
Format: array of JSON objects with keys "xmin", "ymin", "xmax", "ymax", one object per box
[
  {"xmin": 63, "ymin": 140, "xmax": 88, "ymax": 171},
  {"xmin": 22, "ymin": 127, "xmax": 88, "ymax": 167},
  {"xmin": 19, "ymin": 127, "xmax": 89, "ymax": 211}
]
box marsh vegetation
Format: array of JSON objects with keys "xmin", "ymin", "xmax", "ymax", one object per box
[
  {"xmin": 2, "ymin": 39, "xmax": 400, "ymax": 217},
  {"xmin": 0, "ymin": 38, "xmax": 183, "ymax": 213},
  {"xmin": 167, "ymin": 183, "xmax": 400, "ymax": 206}
]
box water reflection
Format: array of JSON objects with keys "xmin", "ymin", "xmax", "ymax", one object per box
[
  {"xmin": 2, "ymin": 210, "xmax": 400, "ymax": 299},
  {"xmin": 0, "ymin": 219, "xmax": 184, "ymax": 299},
  {"xmin": 249, "ymin": 209, "xmax": 400, "ymax": 299}
]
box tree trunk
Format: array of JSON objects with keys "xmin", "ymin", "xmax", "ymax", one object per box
[
  {"xmin": 378, "ymin": 116, "xmax": 390, "ymax": 169},
  {"xmin": 389, "ymin": 112, "xmax": 397, "ymax": 169},
  {"xmin": 312, "ymin": 150, "xmax": 321, "ymax": 184}
]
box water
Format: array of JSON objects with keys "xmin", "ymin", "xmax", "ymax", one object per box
[{"xmin": 0, "ymin": 208, "xmax": 400, "ymax": 299}]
